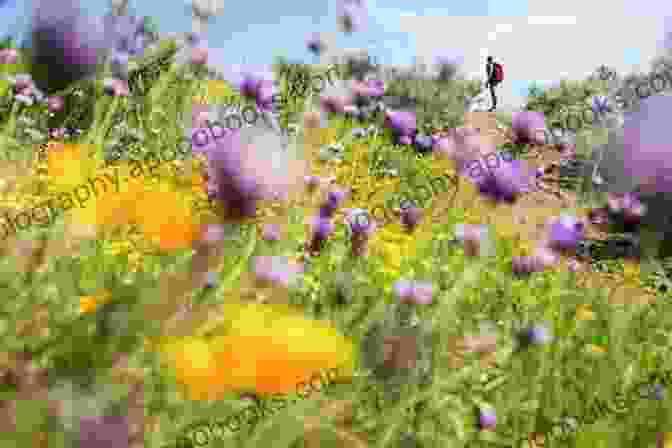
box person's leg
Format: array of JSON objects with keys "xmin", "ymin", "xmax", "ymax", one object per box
[{"xmin": 488, "ymin": 84, "xmax": 497, "ymax": 111}]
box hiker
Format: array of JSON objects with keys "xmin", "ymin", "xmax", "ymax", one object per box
[{"xmin": 485, "ymin": 56, "xmax": 503, "ymax": 112}]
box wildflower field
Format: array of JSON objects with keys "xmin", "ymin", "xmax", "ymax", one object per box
[{"xmin": 3, "ymin": 2, "xmax": 672, "ymax": 448}]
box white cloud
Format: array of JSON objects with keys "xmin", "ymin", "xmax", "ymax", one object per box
[{"xmin": 398, "ymin": 2, "xmax": 671, "ymax": 109}]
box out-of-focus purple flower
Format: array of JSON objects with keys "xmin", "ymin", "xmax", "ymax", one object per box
[
  {"xmin": 393, "ymin": 278, "xmax": 433, "ymax": 305},
  {"xmin": 591, "ymin": 95, "xmax": 612, "ymax": 116},
  {"xmin": 307, "ymin": 215, "xmax": 335, "ymax": 253},
  {"xmin": 607, "ymin": 192, "xmax": 646, "ymax": 225},
  {"xmin": 201, "ymin": 224, "xmax": 226, "ymax": 243},
  {"xmin": 454, "ymin": 223, "xmax": 489, "ymax": 257},
  {"xmin": 512, "ymin": 255, "xmax": 546, "ymax": 276},
  {"xmin": 546, "ymin": 215, "xmax": 585, "ymax": 251},
  {"xmin": 49, "ymin": 127, "xmax": 68, "ymax": 139},
  {"xmin": 320, "ymin": 93, "xmax": 351, "ymax": 114},
  {"xmin": 393, "ymin": 278, "xmax": 413, "ymax": 299},
  {"xmin": 654, "ymin": 383, "xmax": 666, "ymax": 400},
  {"xmin": 235, "ymin": 70, "xmax": 276, "ymax": 112},
  {"xmin": 78, "ymin": 415, "xmax": 129, "ymax": 448},
  {"xmin": 517, "ymin": 324, "xmax": 551, "ymax": 348},
  {"xmin": 414, "ymin": 134, "xmax": 434, "ymax": 152},
  {"xmin": 588, "ymin": 207, "xmax": 610, "ymax": 226},
  {"xmin": 473, "ymin": 159, "xmax": 534, "ymax": 203},
  {"xmin": 261, "ymin": 223, "xmax": 281, "ymax": 242},
  {"xmin": 478, "ymin": 407, "xmax": 497, "ymax": 431},
  {"xmin": 29, "ymin": 0, "xmax": 107, "ymax": 93},
  {"xmin": 385, "ymin": 109, "xmax": 417, "ymax": 137},
  {"xmin": 47, "ymin": 95, "xmax": 64, "ymax": 113},
  {"xmin": 398, "ymin": 135, "xmax": 413, "ymax": 145},
  {"xmin": 319, "ymin": 189, "xmax": 347, "ymax": 218},
  {"xmin": 558, "ymin": 142, "xmax": 576, "ymax": 159},
  {"xmin": 204, "ymin": 128, "xmax": 307, "ymax": 222},
  {"xmin": 306, "ymin": 33, "xmax": 326, "ymax": 55},
  {"xmin": 400, "ymin": 205, "xmax": 422, "ymax": 231},
  {"xmin": 190, "ymin": 46, "xmax": 208, "ymax": 65},
  {"xmin": 351, "ymin": 79, "xmax": 385, "ymax": 98},
  {"xmin": 0, "ymin": 48, "xmax": 18, "ymax": 65},
  {"xmin": 253, "ymin": 255, "xmax": 303, "ymax": 288},
  {"xmin": 621, "ymin": 95, "xmax": 672, "ymax": 194},
  {"xmin": 567, "ymin": 257, "xmax": 582, "ymax": 272},
  {"xmin": 102, "ymin": 78, "xmax": 129, "ymax": 97},
  {"xmin": 511, "ymin": 111, "xmax": 547, "ymax": 145},
  {"xmin": 346, "ymin": 209, "xmax": 376, "ymax": 256},
  {"xmin": 337, "ymin": 0, "xmax": 366, "ymax": 34}
]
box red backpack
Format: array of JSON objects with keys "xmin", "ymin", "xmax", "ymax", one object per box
[{"xmin": 493, "ymin": 63, "xmax": 504, "ymax": 84}]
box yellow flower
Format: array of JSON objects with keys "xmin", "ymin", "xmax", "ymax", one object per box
[
  {"xmin": 587, "ymin": 344, "xmax": 607, "ymax": 354},
  {"xmin": 660, "ymin": 432, "xmax": 672, "ymax": 448},
  {"xmin": 133, "ymin": 188, "xmax": 199, "ymax": 250},
  {"xmin": 46, "ymin": 142, "xmax": 97, "ymax": 191},
  {"xmin": 78, "ymin": 290, "xmax": 111, "ymax": 313},
  {"xmin": 576, "ymin": 304, "xmax": 595, "ymax": 321},
  {"xmin": 157, "ymin": 301, "xmax": 356, "ymax": 400}
]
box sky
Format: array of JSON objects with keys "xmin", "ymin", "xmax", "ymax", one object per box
[{"xmin": 3, "ymin": 0, "xmax": 672, "ymax": 111}]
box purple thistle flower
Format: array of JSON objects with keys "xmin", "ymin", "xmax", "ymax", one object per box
[
  {"xmin": 410, "ymin": 281, "xmax": 433, "ymax": 305},
  {"xmin": 454, "ymin": 223, "xmax": 489, "ymax": 257},
  {"xmin": 0, "ymin": 48, "xmax": 18, "ymax": 65},
  {"xmin": 398, "ymin": 135, "xmax": 413, "ymax": 145},
  {"xmin": 385, "ymin": 110, "xmax": 417, "ymax": 137},
  {"xmin": 352, "ymin": 79, "xmax": 385, "ymax": 98},
  {"xmin": 236, "ymin": 70, "xmax": 276, "ymax": 110},
  {"xmin": 546, "ymin": 215, "xmax": 585, "ymax": 251},
  {"xmin": 393, "ymin": 278, "xmax": 413, "ymax": 300},
  {"xmin": 337, "ymin": 0, "xmax": 366, "ymax": 34},
  {"xmin": 516, "ymin": 323, "xmax": 551, "ymax": 349},
  {"xmin": 654, "ymin": 383, "xmax": 666, "ymax": 400},
  {"xmin": 512, "ymin": 255, "xmax": 546, "ymax": 276},
  {"xmin": 414, "ymin": 134, "xmax": 434, "ymax": 152},
  {"xmin": 29, "ymin": 0, "xmax": 107, "ymax": 93},
  {"xmin": 304, "ymin": 175, "xmax": 321, "ymax": 191},
  {"xmin": 346, "ymin": 209, "xmax": 376, "ymax": 256},
  {"xmin": 478, "ymin": 407, "xmax": 497, "ymax": 431},
  {"xmin": 567, "ymin": 257, "xmax": 582, "ymax": 272},
  {"xmin": 511, "ymin": 247, "xmax": 558, "ymax": 277},
  {"xmin": 78, "ymin": 415, "xmax": 129, "ymax": 448},
  {"xmin": 307, "ymin": 215, "xmax": 335, "ymax": 253},
  {"xmin": 511, "ymin": 111, "xmax": 547, "ymax": 145},
  {"xmin": 400, "ymin": 205, "xmax": 422, "ymax": 231},
  {"xmin": 47, "ymin": 95, "xmax": 64, "ymax": 113},
  {"xmin": 588, "ymin": 207, "xmax": 610, "ymax": 226},
  {"xmin": 393, "ymin": 279, "xmax": 433, "ymax": 305},
  {"xmin": 473, "ymin": 160, "xmax": 534, "ymax": 203},
  {"xmin": 621, "ymin": 95, "xmax": 672, "ymax": 194},
  {"xmin": 319, "ymin": 189, "xmax": 347, "ymax": 218},
  {"xmin": 306, "ymin": 33, "xmax": 326, "ymax": 55},
  {"xmin": 261, "ymin": 223, "xmax": 281, "ymax": 242},
  {"xmin": 591, "ymin": 95, "xmax": 612, "ymax": 116}
]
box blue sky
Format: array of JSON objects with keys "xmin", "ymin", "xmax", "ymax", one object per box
[{"xmin": 2, "ymin": 0, "xmax": 669, "ymax": 110}]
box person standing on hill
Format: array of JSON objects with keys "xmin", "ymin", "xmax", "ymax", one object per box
[{"xmin": 485, "ymin": 56, "xmax": 503, "ymax": 112}]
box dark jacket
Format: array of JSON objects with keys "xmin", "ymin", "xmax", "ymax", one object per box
[{"xmin": 486, "ymin": 61, "xmax": 496, "ymax": 85}]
